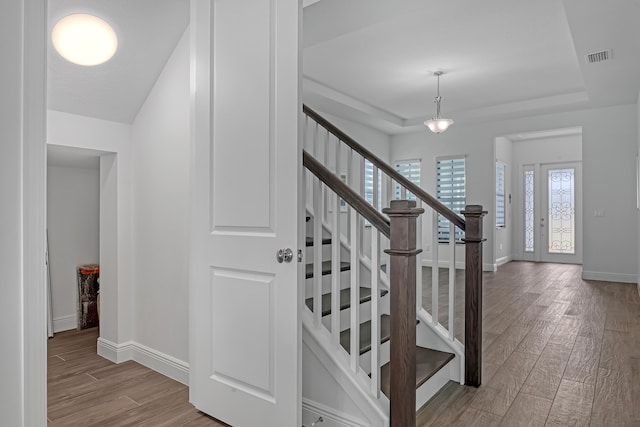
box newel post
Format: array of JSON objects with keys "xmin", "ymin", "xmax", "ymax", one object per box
[
  {"xmin": 461, "ymin": 205, "xmax": 487, "ymax": 387},
  {"xmin": 382, "ymin": 200, "xmax": 424, "ymax": 427}
]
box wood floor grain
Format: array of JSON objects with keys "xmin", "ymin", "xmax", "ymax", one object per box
[
  {"xmin": 48, "ymin": 328, "xmax": 228, "ymax": 426},
  {"xmin": 417, "ymin": 261, "xmax": 640, "ymax": 427},
  {"xmin": 49, "ymin": 262, "xmax": 639, "ymax": 426}
]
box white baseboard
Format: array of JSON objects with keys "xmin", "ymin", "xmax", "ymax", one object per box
[
  {"xmin": 131, "ymin": 342, "xmax": 189, "ymax": 385},
  {"xmin": 97, "ymin": 338, "xmax": 189, "ymax": 385},
  {"xmin": 302, "ymin": 399, "xmax": 368, "ymax": 427},
  {"xmin": 53, "ymin": 315, "xmax": 76, "ymax": 333},
  {"xmin": 495, "ymin": 256, "xmax": 511, "ymax": 267},
  {"xmin": 581, "ymin": 271, "xmax": 638, "ymax": 284}
]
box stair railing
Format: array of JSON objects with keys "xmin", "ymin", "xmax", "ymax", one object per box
[
  {"xmin": 303, "ymin": 105, "xmax": 486, "ymax": 387},
  {"xmin": 304, "ymin": 152, "xmax": 389, "ymax": 396},
  {"xmin": 304, "ymin": 153, "xmax": 426, "ymax": 427}
]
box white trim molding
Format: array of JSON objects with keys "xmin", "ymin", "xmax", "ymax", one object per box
[
  {"xmin": 302, "ymin": 399, "xmax": 368, "ymax": 427},
  {"xmin": 97, "ymin": 338, "xmax": 190, "ymax": 385},
  {"xmin": 496, "ymin": 256, "xmax": 512, "ymax": 267},
  {"xmin": 582, "ymin": 271, "xmax": 638, "ymax": 284},
  {"xmin": 52, "ymin": 315, "xmax": 77, "ymax": 333}
]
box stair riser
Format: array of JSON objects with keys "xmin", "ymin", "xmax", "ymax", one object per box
[
  {"xmin": 320, "ymin": 300, "xmax": 373, "ymax": 332},
  {"xmin": 357, "ymin": 340, "xmax": 390, "ymax": 375},
  {"xmin": 415, "ymin": 358, "xmax": 455, "ymax": 410},
  {"xmin": 304, "ymin": 269, "xmax": 353, "ymax": 296}
]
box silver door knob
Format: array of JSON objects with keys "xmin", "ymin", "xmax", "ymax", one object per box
[{"xmin": 277, "ymin": 248, "xmax": 293, "ymax": 263}]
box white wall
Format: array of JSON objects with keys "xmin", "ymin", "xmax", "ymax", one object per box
[
  {"xmin": 391, "ymin": 104, "xmax": 638, "ymax": 281},
  {"xmin": 47, "ymin": 165, "xmax": 100, "ymax": 332},
  {"xmin": 47, "ymin": 111, "xmax": 133, "ymax": 345},
  {"xmin": 131, "ymin": 29, "xmax": 191, "ymax": 363},
  {"xmin": 322, "ymin": 112, "xmax": 391, "ymax": 162},
  {"xmin": 1, "ymin": 1, "xmax": 47, "ymax": 423},
  {"xmin": 1, "ymin": 2, "xmax": 27, "ymax": 422},
  {"xmin": 495, "ymin": 137, "xmax": 512, "ymax": 265}
]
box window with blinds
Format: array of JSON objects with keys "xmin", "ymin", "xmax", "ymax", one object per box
[
  {"xmin": 496, "ymin": 162, "xmax": 506, "ymax": 228},
  {"xmin": 394, "ymin": 160, "xmax": 420, "ymax": 200},
  {"xmin": 436, "ymin": 157, "xmax": 465, "ymax": 242},
  {"xmin": 364, "ymin": 160, "xmax": 381, "ymax": 209}
]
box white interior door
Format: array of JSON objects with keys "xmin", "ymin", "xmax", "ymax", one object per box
[
  {"xmin": 190, "ymin": 1, "xmax": 300, "ymax": 426},
  {"xmin": 540, "ymin": 162, "xmax": 582, "ymax": 264}
]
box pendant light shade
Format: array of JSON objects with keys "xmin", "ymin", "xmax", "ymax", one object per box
[{"xmin": 424, "ymin": 71, "xmax": 454, "ymax": 134}]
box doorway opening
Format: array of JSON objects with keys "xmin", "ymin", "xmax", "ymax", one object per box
[{"xmin": 506, "ymin": 127, "xmax": 583, "ymax": 264}]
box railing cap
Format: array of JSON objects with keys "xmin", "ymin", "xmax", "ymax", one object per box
[
  {"xmin": 461, "ymin": 205, "xmax": 488, "ymax": 217},
  {"xmin": 382, "ymin": 199, "xmax": 425, "ymax": 217}
]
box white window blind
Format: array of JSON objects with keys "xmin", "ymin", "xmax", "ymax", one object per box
[
  {"xmin": 436, "ymin": 157, "xmax": 465, "ymax": 241},
  {"xmin": 496, "ymin": 162, "xmax": 506, "ymax": 228},
  {"xmin": 394, "ymin": 160, "xmax": 420, "ymax": 200},
  {"xmin": 364, "ymin": 160, "xmax": 381, "ymax": 209}
]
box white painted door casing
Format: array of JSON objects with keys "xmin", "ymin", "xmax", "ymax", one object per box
[{"xmin": 189, "ymin": 1, "xmax": 301, "ymax": 426}]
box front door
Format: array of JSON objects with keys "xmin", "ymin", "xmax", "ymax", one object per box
[
  {"xmin": 190, "ymin": 0, "xmax": 300, "ymax": 426},
  {"xmin": 521, "ymin": 162, "xmax": 582, "ymax": 264},
  {"xmin": 540, "ymin": 163, "xmax": 582, "ymax": 264}
]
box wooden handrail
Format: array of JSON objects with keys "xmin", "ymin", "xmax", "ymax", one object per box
[
  {"xmin": 303, "ymin": 104, "xmax": 465, "ymax": 231},
  {"xmin": 303, "ymin": 151, "xmax": 391, "ymax": 238}
]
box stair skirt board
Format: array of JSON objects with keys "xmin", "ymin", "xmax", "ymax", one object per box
[
  {"xmin": 302, "ymin": 399, "xmax": 369, "ymax": 427},
  {"xmin": 97, "ymin": 337, "xmax": 189, "ymax": 385},
  {"xmin": 302, "ymin": 327, "xmax": 388, "ymax": 427}
]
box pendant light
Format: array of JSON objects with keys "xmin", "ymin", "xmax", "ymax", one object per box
[{"xmin": 424, "ymin": 71, "xmax": 454, "ymax": 134}]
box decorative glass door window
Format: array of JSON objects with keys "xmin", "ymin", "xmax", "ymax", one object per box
[
  {"xmin": 524, "ymin": 169, "xmax": 534, "ymax": 252},
  {"xmin": 547, "ymin": 168, "xmax": 575, "ymax": 254}
]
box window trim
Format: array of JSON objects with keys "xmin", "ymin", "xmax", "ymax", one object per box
[{"xmin": 436, "ymin": 155, "xmax": 466, "ymax": 243}]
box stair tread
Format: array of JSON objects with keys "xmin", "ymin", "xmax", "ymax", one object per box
[
  {"xmin": 340, "ymin": 315, "xmax": 420, "ymax": 355},
  {"xmin": 305, "ymin": 261, "xmax": 350, "ymax": 279},
  {"xmin": 340, "ymin": 315, "xmax": 391, "ymax": 355},
  {"xmin": 305, "ymin": 287, "xmax": 388, "ymax": 317},
  {"xmin": 379, "ymin": 347, "xmax": 455, "ymax": 397},
  {"xmin": 305, "ymin": 236, "xmax": 332, "ymax": 247}
]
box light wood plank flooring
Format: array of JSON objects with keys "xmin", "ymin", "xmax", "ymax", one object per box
[
  {"xmin": 48, "ymin": 329, "xmax": 228, "ymax": 426},
  {"xmin": 49, "ymin": 261, "xmax": 639, "ymax": 426},
  {"xmin": 417, "ymin": 261, "xmax": 640, "ymax": 426}
]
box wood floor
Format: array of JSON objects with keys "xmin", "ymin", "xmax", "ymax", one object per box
[
  {"xmin": 48, "ymin": 329, "xmax": 228, "ymax": 426},
  {"xmin": 49, "ymin": 261, "xmax": 639, "ymax": 426},
  {"xmin": 417, "ymin": 261, "xmax": 640, "ymax": 426}
]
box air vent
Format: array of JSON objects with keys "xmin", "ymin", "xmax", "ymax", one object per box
[{"xmin": 586, "ymin": 49, "xmax": 612, "ymax": 64}]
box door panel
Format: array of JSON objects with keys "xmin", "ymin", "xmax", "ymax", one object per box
[
  {"xmin": 190, "ymin": 0, "xmax": 300, "ymax": 425},
  {"xmin": 541, "ymin": 162, "xmax": 582, "ymax": 264}
]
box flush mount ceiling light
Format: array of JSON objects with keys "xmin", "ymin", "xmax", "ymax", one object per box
[
  {"xmin": 52, "ymin": 14, "xmax": 118, "ymax": 66},
  {"xmin": 424, "ymin": 71, "xmax": 454, "ymax": 134}
]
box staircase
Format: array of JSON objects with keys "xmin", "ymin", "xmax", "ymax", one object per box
[{"xmin": 300, "ymin": 106, "xmax": 485, "ymax": 427}]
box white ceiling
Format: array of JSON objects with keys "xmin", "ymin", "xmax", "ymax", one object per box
[
  {"xmin": 48, "ymin": 0, "xmax": 189, "ymax": 124},
  {"xmin": 303, "ymin": 0, "xmax": 640, "ymax": 133},
  {"xmin": 47, "ymin": 0, "xmax": 640, "ymax": 136}
]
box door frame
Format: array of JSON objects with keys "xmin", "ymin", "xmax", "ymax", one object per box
[{"xmin": 518, "ymin": 161, "xmax": 583, "ymax": 264}]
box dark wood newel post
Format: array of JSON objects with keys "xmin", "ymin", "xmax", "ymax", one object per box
[
  {"xmin": 383, "ymin": 200, "xmax": 424, "ymax": 427},
  {"xmin": 461, "ymin": 205, "xmax": 487, "ymax": 387}
]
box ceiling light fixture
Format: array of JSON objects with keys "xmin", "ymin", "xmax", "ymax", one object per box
[
  {"xmin": 52, "ymin": 14, "xmax": 118, "ymax": 66},
  {"xmin": 424, "ymin": 71, "xmax": 454, "ymax": 134}
]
